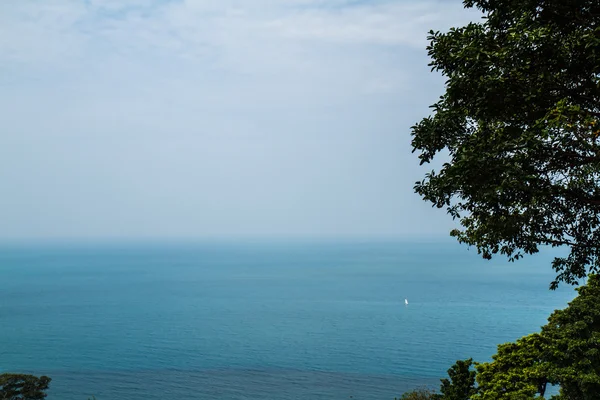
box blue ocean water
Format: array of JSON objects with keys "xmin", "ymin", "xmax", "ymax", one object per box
[{"xmin": 0, "ymin": 240, "xmax": 575, "ymax": 399}]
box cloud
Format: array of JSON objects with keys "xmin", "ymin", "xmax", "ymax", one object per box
[
  {"xmin": 263, "ymin": 2, "xmax": 469, "ymax": 47},
  {"xmin": 0, "ymin": 0, "xmax": 478, "ymax": 239},
  {"xmin": 1, "ymin": 0, "xmax": 477, "ymax": 72}
]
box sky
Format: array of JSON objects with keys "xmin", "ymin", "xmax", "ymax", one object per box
[{"xmin": 0, "ymin": 0, "xmax": 481, "ymax": 241}]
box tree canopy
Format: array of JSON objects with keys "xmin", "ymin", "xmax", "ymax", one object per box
[
  {"xmin": 542, "ymin": 274, "xmax": 600, "ymax": 399},
  {"xmin": 439, "ymin": 359, "xmax": 477, "ymax": 400},
  {"xmin": 411, "ymin": 0, "xmax": 600, "ymax": 288},
  {"xmin": 0, "ymin": 374, "xmax": 51, "ymax": 400},
  {"xmin": 474, "ymin": 333, "xmax": 550, "ymax": 399},
  {"xmin": 396, "ymin": 387, "xmax": 440, "ymax": 400},
  {"xmin": 468, "ymin": 275, "xmax": 600, "ymax": 399}
]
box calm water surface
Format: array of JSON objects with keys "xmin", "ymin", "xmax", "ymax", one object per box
[{"xmin": 0, "ymin": 240, "xmax": 575, "ymax": 399}]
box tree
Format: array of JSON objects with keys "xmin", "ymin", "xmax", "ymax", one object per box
[
  {"xmin": 411, "ymin": 0, "xmax": 600, "ymax": 288},
  {"xmin": 474, "ymin": 333, "xmax": 551, "ymax": 399},
  {"xmin": 439, "ymin": 358, "xmax": 477, "ymax": 400},
  {"xmin": 396, "ymin": 387, "xmax": 440, "ymax": 400},
  {"xmin": 542, "ymin": 274, "xmax": 600, "ymax": 399},
  {"xmin": 456, "ymin": 275, "xmax": 600, "ymax": 399},
  {"xmin": 0, "ymin": 374, "xmax": 51, "ymax": 400}
]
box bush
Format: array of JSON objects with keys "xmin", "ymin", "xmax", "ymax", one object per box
[{"xmin": 396, "ymin": 387, "xmax": 440, "ymax": 400}]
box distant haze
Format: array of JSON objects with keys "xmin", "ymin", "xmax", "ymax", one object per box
[{"xmin": 0, "ymin": 0, "xmax": 479, "ymax": 240}]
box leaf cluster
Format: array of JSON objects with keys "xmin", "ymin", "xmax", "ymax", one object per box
[
  {"xmin": 412, "ymin": 0, "xmax": 600, "ymax": 288},
  {"xmin": 473, "ymin": 275, "xmax": 600, "ymax": 399},
  {"xmin": 0, "ymin": 374, "xmax": 51, "ymax": 400}
]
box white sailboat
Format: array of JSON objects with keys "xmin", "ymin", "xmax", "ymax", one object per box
[{"xmin": 404, "ymin": 298, "xmax": 409, "ymax": 306}]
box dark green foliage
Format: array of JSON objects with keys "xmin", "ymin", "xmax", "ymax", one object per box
[
  {"xmin": 396, "ymin": 387, "xmax": 440, "ymax": 400},
  {"xmin": 474, "ymin": 333, "xmax": 550, "ymax": 399},
  {"xmin": 439, "ymin": 359, "xmax": 477, "ymax": 400},
  {"xmin": 542, "ymin": 274, "xmax": 600, "ymax": 399},
  {"xmin": 411, "ymin": 0, "xmax": 600, "ymax": 288},
  {"xmin": 465, "ymin": 275, "xmax": 600, "ymax": 399},
  {"xmin": 0, "ymin": 374, "xmax": 51, "ymax": 400}
]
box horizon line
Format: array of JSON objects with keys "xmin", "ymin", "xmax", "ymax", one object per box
[{"xmin": 0, "ymin": 234, "xmax": 458, "ymax": 246}]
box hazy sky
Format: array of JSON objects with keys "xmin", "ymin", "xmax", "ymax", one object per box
[{"xmin": 0, "ymin": 0, "xmax": 480, "ymax": 240}]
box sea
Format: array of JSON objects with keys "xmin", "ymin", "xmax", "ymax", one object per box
[{"xmin": 0, "ymin": 239, "xmax": 576, "ymax": 400}]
